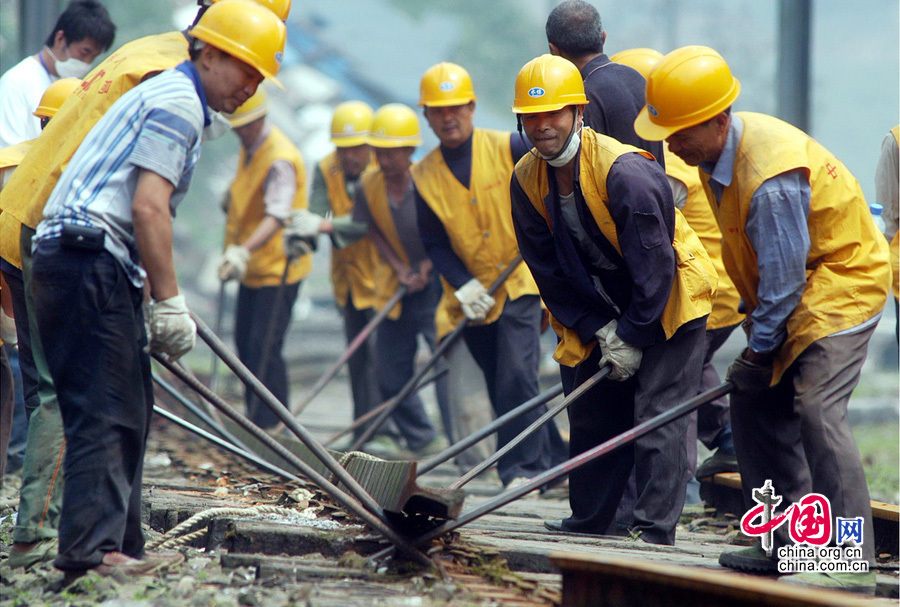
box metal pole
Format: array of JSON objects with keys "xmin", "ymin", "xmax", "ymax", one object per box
[
  {"xmin": 152, "ymin": 353, "xmax": 432, "ymax": 567},
  {"xmin": 290, "ymin": 285, "xmax": 407, "ymax": 417},
  {"xmin": 450, "ymin": 366, "xmax": 610, "ymax": 489},
  {"xmin": 777, "ymin": 0, "xmax": 812, "ymax": 131},
  {"xmin": 416, "ymin": 382, "xmax": 564, "ymax": 476},
  {"xmin": 209, "ymin": 281, "xmax": 226, "ymax": 394},
  {"xmin": 349, "ymin": 255, "xmax": 524, "ymax": 451}
]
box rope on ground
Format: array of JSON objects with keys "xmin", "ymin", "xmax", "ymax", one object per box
[{"xmin": 146, "ymin": 504, "xmax": 301, "ymax": 550}]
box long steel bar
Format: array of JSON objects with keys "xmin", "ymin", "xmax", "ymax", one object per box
[
  {"xmin": 349, "ymin": 255, "xmax": 524, "ymax": 452},
  {"xmin": 290, "ymin": 285, "xmax": 407, "ymax": 417},
  {"xmin": 209, "ymin": 281, "xmax": 226, "ymax": 393},
  {"xmin": 372, "ymin": 381, "xmax": 734, "ymax": 562},
  {"xmin": 450, "ymin": 366, "xmax": 610, "ymax": 489},
  {"xmin": 153, "ymin": 405, "xmax": 301, "ymax": 481},
  {"xmin": 416, "ymin": 382, "xmax": 564, "ymax": 476},
  {"xmin": 153, "ymin": 353, "xmax": 432, "ymax": 567},
  {"xmin": 323, "ymin": 366, "xmax": 448, "ymax": 447},
  {"xmin": 188, "ymin": 313, "xmax": 395, "ymax": 520}
]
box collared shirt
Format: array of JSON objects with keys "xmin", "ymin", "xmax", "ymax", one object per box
[
  {"xmin": 35, "ymin": 62, "xmax": 207, "ymax": 288},
  {"xmin": 700, "ymin": 115, "xmax": 811, "ymax": 353}
]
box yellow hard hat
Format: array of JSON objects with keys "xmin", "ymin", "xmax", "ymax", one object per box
[
  {"xmin": 368, "ymin": 103, "xmax": 422, "ymax": 148},
  {"xmin": 224, "ymin": 87, "xmax": 267, "ymax": 127},
  {"xmin": 33, "ymin": 78, "xmax": 81, "ymax": 119},
  {"xmin": 634, "ymin": 45, "xmax": 740, "ymax": 141},
  {"xmin": 210, "ymin": 0, "xmax": 291, "ymax": 20},
  {"xmin": 190, "ymin": 0, "xmax": 287, "ymax": 87},
  {"xmin": 418, "ymin": 62, "xmax": 477, "ymax": 107},
  {"xmin": 610, "ymin": 47, "xmax": 664, "ymax": 80},
  {"xmin": 331, "ymin": 101, "xmax": 374, "ymax": 147},
  {"xmin": 511, "ymin": 54, "xmax": 588, "ymax": 114}
]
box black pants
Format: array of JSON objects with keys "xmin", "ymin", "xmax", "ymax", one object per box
[
  {"xmin": 462, "ymin": 295, "xmax": 568, "ymax": 485},
  {"xmin": 342, "ymin": 299, "xmax": 385, "ymax": 441},
  {"xmin": 32, "ymin": 241, "xmax": 150, "ymax": 571},
  {"xmin": 234, "ymin": 280, "xmax": 301, "ymax": 428},
  {"xmin": 562, "ymin": 320, "xmax": 706, "ymax": 545}
]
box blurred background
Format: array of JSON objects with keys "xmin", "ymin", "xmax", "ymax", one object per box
[{"xmin": 2, "ymin": 0, "xmax": 898, "ymax": 499}]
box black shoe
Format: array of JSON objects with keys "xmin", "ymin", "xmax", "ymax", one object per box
[
  {"xmin": 544, "ymin": 519, "xmax": 567, "ymax": 532},
  {"xmin": 718, "ymin": 545, "xmax": 778, "ymax": 573},
  {"xmin": 696, "ymin": 449, "xmax": 739, "ymax": 479}
]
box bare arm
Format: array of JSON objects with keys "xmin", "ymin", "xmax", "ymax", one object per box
[
  {"xmin": 241, "ymin": 215, "xmax": 282, "ymax": 252},
  {"xmin": 133, "ymin": 169, "xmax": 178, "ymax": 301}
]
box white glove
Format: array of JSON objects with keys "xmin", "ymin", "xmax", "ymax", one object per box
[
  {"xmin": 595, "ymin": 319, "xmax": 642, "ymax": 381},
  {"xmin": 285, "ymin": 209, "xmax": 324, "ymax": 240},
  {"xmin": 150, "ymin": 295, "xmax": 196, "ymax": 361},
  {"xmin": 217, "ymin": 244, "xmax": 250, "ymax": 282},
  {"xmin": 454, "ymin": 278, "xmax": 495, "ymax": 321},
  {"xmin": 0, "ymin": 308, "xmax": 17, "ymax": 347}
]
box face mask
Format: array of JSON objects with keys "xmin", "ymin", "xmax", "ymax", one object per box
[
  {"xmin": 46, "ymin": 45, "xmax": 92, "ymax": 79},
  {"xmin": 203, "ymin": 111, "xmax": 232, "ymax": 141},
  {"xmin": 540, "ymin": 120, "xmax": 582, "ymax": 168}
]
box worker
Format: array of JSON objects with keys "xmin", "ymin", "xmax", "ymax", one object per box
[
  {"xmin": 874, "ymin": 126, "xmax": 898, "ymax": 341},
  {"xmin": 510, "ymin": 54, "xmax": 715, "ymax": 544},
  {"xmin": 0, "ymin": 77, "xmax": 81, "ymax": 499},
  {"xmin": 544, "ymin": 0, "xmax": 663, "ymax": 167},
  {"xmin": 0, "ymin": 0, "xmax": 291, "ymax": 571},
  {"xmin": 635, "ymin": 45, "xmax": 889, "ymax": 593},
  {"xmin": 300, "ymin": 100, "xmax": 383, "ymax": 445},
  {"xmin": 0, "ymin": 0, "xmax": 115, "ymax": 148},
  {"xmin": 412, "ymin": 61, "xmax": 568, "ymax": 490},
  {"xmin": 29, "ymin": 0, "xmax": 286, "ymax": 583},
  {"xmin": 218, "ymin": 87, "xmax": 311, "ymax": 429},
  {"xmin": 612, "ymin": 48, "xmax": 741, "ymax": 488}
]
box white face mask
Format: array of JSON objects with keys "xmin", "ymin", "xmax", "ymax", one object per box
[
  {"xmin": 203, "ymin": 111, "xmax": 232, "ymax": 141},
  {"xmin": 46, "ymin": 46, "xmax": 92, "ymax": 79},
  {"xmin": 540, "ymin": 119, "xmax": 582, "ymax": 168}
]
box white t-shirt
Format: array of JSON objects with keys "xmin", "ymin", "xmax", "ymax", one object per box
[{"xmin": 0, "ymin": 55, "xmax": 54, "ymax": 148}]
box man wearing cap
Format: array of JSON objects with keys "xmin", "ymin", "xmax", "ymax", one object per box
[
  {"xmin": 635, "ymin": 46, "xmax": 889, "ymax": 593},
  {"xmin": 29, "ymin": 0, "xmax": 286, "ymax": 582},
  {"xmin": 412, "ymin": 61, "xmax": 568, "ymax": 490},
  {"xmin": 218, "ymin": 87, "xmax": 311, "ymax": 429},
  {"xmin": 509, "ymin": 54, "xmax": 715, "ymax": 545}
]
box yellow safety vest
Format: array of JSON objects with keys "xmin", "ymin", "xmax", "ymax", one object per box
[
  {"xmin": 890, "ymin": 126, "xmax": 899, "ymax": 299},
  {"xmin": 225, "ymin": 126, "xmax": 311, "ymax": 288},
  {"xmin": 515, "ymin": 127, "xmax": 716, "ymax": 367},
  {"xmin": 360, "ymin": 169, "xmax": 411, "ymax": 319},
  {"xmin": 411, "ymin": 128, "xmax": 539, "ymax": 337},
  {"xmin": 666, "ymin": 148, "xmax": 744, "ymax": 330},
  {"xmin": 704, "ymin": 112, "xmax": 890, "ymax": 383},
  {"xmin": 0, "ymin": 31, "xmax": 189, "ymax": 232},
  {"xmin": 0, "ymin": 140, "xmax": 34, "ymax": 269},
  {"xmin": 319, "ymin": 151, "xmax": 378, "ymax": 310}
]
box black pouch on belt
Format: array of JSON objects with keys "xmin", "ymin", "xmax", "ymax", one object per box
[{"xmin": 60, "ymin": 223, "xmax": 105, "ymax": 251}]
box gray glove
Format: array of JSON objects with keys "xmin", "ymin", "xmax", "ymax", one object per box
[
  {"xmin": 0, "ymin": 308, "xmax": 17, "ymax": 346},
  {"xmin": 726, "ymin": 351, "xmax": 773, "ymax": 396},
  {"xmin": 595, "ymin": 320, "xmax": 642, "ymax": 381},
  {"xmin": 454, "ymin": 278, "xmax": 495, "ymax": 321},
  {"xmin": 150, "ymin": 295, "xmax": 196, "ymax": 361}
]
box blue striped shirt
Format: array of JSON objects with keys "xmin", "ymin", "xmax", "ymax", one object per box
[{"xmin": 35, "ymin": 62, "xmax": 208, "ymax": 288}]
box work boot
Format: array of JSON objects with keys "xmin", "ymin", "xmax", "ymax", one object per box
[
  {"xmin": 63, "ymin": 550, "xmax": 185, "ymax": 586},
  {"xmin": 695, "ymin": 448, "xmax": 739, "ymax": 479},
  {"xmin": 718, "ymin": 544, "xmax": 778, "ymax": 573},
  {"xmin": 780, "ymin": 571, "xmax": 876, "ymax": 595},
  {"xmin": 8, "ymin": 538, "xmax": 59, "ymax": 570}
]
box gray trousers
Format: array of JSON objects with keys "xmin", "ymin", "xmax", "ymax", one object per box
[{"xmin": 730, "ymin": 324, "xmax": 877, "ymax": 563}]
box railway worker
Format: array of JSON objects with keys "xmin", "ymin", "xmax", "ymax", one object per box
[
  {"xmin": 544, "ymin": 0, "xmax": 662, "ymax": 168},
  {"xmin": 28, "ymin": 0, "xmax": 286, "ymax": 583},
  {"xmin": 874, "ymin": 125, "xmax": 899, "ymax": 341},
  {"xmin": 286, "ymin": 101, "xmax": 384, "ymax": 445},
  {"xmin": 218, "ymin": 87, "xmax": 311, "ymax": 429},
  {"xmin": 635, "ymin": 45, "xmax": 889, "ymax": 593},
  {"xmin": 510, "ymin": 54, "xmax": 715, "ymax": 545},
  {"xmin": 0, "ymin": 0, "xmax": 291, "ymax": 571},
  {"xmin": 0, "ymin": 0, "xmax": 115, "ymax": 148},
  {"xmin": 412, "ymin": 61, "xmax": 568, "ymax": 490},
  {"xmin": 612, "ymin": 48, "xmax": 741, "ymax": 486}
]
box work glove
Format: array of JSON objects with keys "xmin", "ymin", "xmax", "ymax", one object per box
[
  {"xmin": 285, "ymin": 209, "xmax": 324, "ymax": 240},
  {"xmin": 149, "ymin": 294, "xmax": 196, "ymax": 361},
  {"xmin": 142, "ymin": 300, "xmax": 153, "ymax": 351},
  {"xmin": 217, "ymin": 244, "xmax": 250, "ymax": 282},
  {"xmin": 725, "ymin": 350, "xmax": 773, "ymax": 397},
  {"xmin": 595, "ymin": 319, "xmax": 642, "ymax": 381},
  {"xmin": 454, "ymin": 277, "xmax": 495, "ymax": 321},
  {"xmin": 284, "ymin": 233, "xmax": 315, "ymax": 259},
  {"xmin": 0, "ymin": 308, "xmax": 17, "ymax": 347}
]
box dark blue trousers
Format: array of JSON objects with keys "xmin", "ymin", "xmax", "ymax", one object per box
[{"xmin": 31, "ymin": 240, "xmax": 150, "ymax": 571}]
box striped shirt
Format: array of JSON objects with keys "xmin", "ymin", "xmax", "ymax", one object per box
[{"xmin": 35, "ymin": 62, "xmax": 209, "ymax": 288}]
